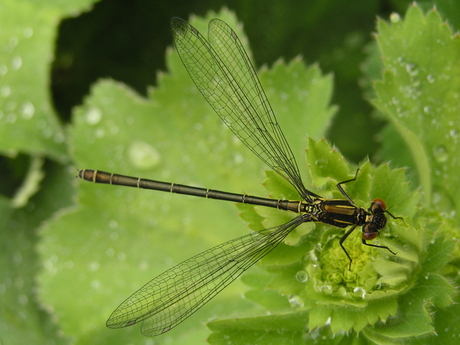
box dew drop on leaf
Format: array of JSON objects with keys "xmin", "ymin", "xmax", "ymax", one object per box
[
  {"xmin": 233, "ymin": 153, "xmax": 244, "ymax": 165},
  {"xmin": 353, "ymin": 287, "xmax": 367, "ymax": 299},
  {"xmin": 390, "ymin": 13, "xmax": 401, "ymax": 23},
  {"xmin": 11, "ymin": 56, "xmax": 22, "ymax": 70},
  {"xmin": 88, "ymin": 261, "xmax": 100, "ymax": 272},
  {"xmin": 1, "ymin": 85, "xmax": 11, "ymax": 97},
  {"xmin": 23, "ymin": 27, "xmax": 33, "ymax": 38},
  {"xmin": 128, "ymin": 140, "xmax": 162, "ymax": 169},
  {"xmin": 405, "ymin": 63, "xmax": 419, "ymax": 76},
  {"xmin": 6, "ymin": 113, "xmax": 17, "ymax": 123},
  {"xmin": 295, "ymin": 270, "xmax": 308, "ymax": 283},
  {"xmin": 85, "ymin": 106, "xmax": 102, "ymax": 125},
  {"xmin": 20, "ymin": 101, "xmax": 35, "ymax": 119},
  {"xmin": 0, "ymin": 65, "xmax": 7, "ymax": 76},
  {"xmin": 18, "ymin": 294, "xmax": 28, "ymax": 305},
  {"xmin": 109, "ymin": 220, "xmax": 119, "ymax": 229},
  {"xmin": 433, "ymin": 145, "xmax": 449, "ymax": 163},
  {"xmin": 288, "ymin": 294, "xmax": 305, "ymax": 307},
  {"xmin": 54, "ymin": 132, "xmax": 65, "ymax": 143},
  {"xmin": 91, "ymin": 280, "xmax": 101, "ymax": 289},
  {"xmin": 315, "ymin": 158, "xmax": 327, "ymax": 168}
]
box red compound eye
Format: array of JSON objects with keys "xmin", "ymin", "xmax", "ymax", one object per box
[
  {"xmin": 362, "ymin": 232, "xmax": 378, "ymax": 240},
  {"xmin": 371, "ymin": 198, "xmax": 387, "ymax": 212}
]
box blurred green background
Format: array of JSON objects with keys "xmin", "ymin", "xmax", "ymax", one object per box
[{"xmin": 1, "ymin": 0, "xmax": 460, "ymax": 344}]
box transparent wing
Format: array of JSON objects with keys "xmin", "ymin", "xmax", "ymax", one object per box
[
  {"xmin": 106, "ymin": 214, "xmax": 309, "ymax": 336},
  {"xmin": 171, "ymin": 17, "xmax": 314, "ymax": 200}
]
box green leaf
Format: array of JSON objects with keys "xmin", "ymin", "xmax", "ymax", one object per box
[
  {"xmin": 207, "ymin": 311, "xmax": 310, "ymax": 345},
  {"xmin": 208, "ymin": 310, "xmax": 391, "ymax": 345},
  {"xmin": 0, "ymin": 0, "xmax": 85, "ymax": 161},
  {"xmin": 259, "ymin": 60, "xmax": 337, "ymax": 147},
  {"xmin": 0, "ymin": 163, "xmax": 74, "ymax": 345},
  {"xmin": 420, "ymin": 236, "xmax": 456, "ymax": 276},
  {"xmin": 306, "ymin": 137, "xmax": 352, "ymax": 188},
  {"xmin": 373, "ymin": 5, "xmax": 460, "ymax": 213},
  {"xmin": 427, "ymin": 303, "xmax": 460, "ymax": 345},
  {"xmin": 366, "ymin": 273, "xmax": 454, "ymax": 342}
]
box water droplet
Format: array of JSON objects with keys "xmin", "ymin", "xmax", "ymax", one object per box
[
  {"xmin": 139, "ymin": 259, "xmax": 149, "ymax": 271},
  {"xmin": 20, "ymin": 101, "xmax": 35, "ymax": 119},
  {"xmin": 1, "ymin": 85, "xmax": 11, "ymax": 97},
  {"xmin": 426, "ymin": 74, "xmax": 435, "ymax": 83},
  {"xmin": 390, "ymin": 13, "xmax": 401, "ymax": 23},
  {"xmin": 128, "ymin": 140, "xmax": 161, "ymax": 169},
  {"xmin": 317, "ymin": 284, "xmax": 332, "ymax": 293},
  {"xmin": 0, "ymin": 65, "xmax": 7, "ymax": 76},
  {"xmin": 88, "ymin": 261, "xmax": 100, "ymax": 272},
  {"xmin": 288, "ymin": 294, "xmax": 305, "ymax": 308},
  {"xmin": 125, "ymin": 116, "xmax": 134, "ymax": 125},
  {"xmin": 91, "ymin": 280, "xmax": 101, "ymax": 289},
  {"xmin": 353, "ymin": 287, "xmax": 367, "ymax": 299},
  {"xmin": 230, "ymin": 135, "xmax": 240, "ymax": 146},
  {"xmin": 233, "ymin": 153, "xmax": 244, "ymax": 164},
  {"xmin": 11, "ymin": 56, "xmax": 22, "ymax": 70},
  {"xmin": 295, "ymin": 270, "xmax": 308, "ymax": 283},
  {"xmin": 279, "ymin": 92, "xmax": 288, "ymax": 100},
  {"xmin": 18, "ymin": 294, "xmax": 28, "ymax": 305},
  {"xmin": 54, "ymin": 132, "xmax": 65, "ymax": 143},
  {"xmin": 23, "ymin": 27, "xmax": 33, "ymax": 38},
  {"xmin": 13, "ymin": 252, "xmax": 22, "ymax": 264},
  {"xmin": 42, "ymin": 126, "xmax": 52, "ymax": 138},
  {"xmin": 181, "ymin": 155, "xmax": 190, "ymax": 164},
  {"xmin": 5, "ymin": 37, "xmax": 18, "ymax": 52},
  {"xmin": 85, "ymin": 106, "xmax": 102, "ymax": 125},
  {"xmin": 433, "ymin": 145, "xmax": 448, "ymax": 163},
  {"xmin": 423, "ymin": 106, "xmax": 431, "ymax": 114},
  {"xmin": 6, "ymin": 113, "xmax": 17, "ymax": 123},
  {"xmin": 117, "ymin": 252, "xmax": 126, "ymax": 261},
  {"xmin": 315, "ymin": 158, "xmax": 327, "ymax": 168},
  {"xmin": 95, "ymin": 128, "xmax": 105, "ymax": 138},
  {"xmin": 405, "ymin": 63, "xmax": 419, "ymax": 77}
]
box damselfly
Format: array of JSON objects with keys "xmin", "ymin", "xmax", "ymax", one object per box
[{"xmin": 78, "ymin": 17, "xmax": 400, "ymax": 336}]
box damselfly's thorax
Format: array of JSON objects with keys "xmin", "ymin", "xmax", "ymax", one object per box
[{"xmin": 312, "ymin": 198, "xmax": 367, "ymax": 229}]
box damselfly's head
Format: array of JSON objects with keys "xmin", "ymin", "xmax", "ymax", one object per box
[{"xmin": 362, "ymin": 198, "xmax": 388, "ymax": 240}]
